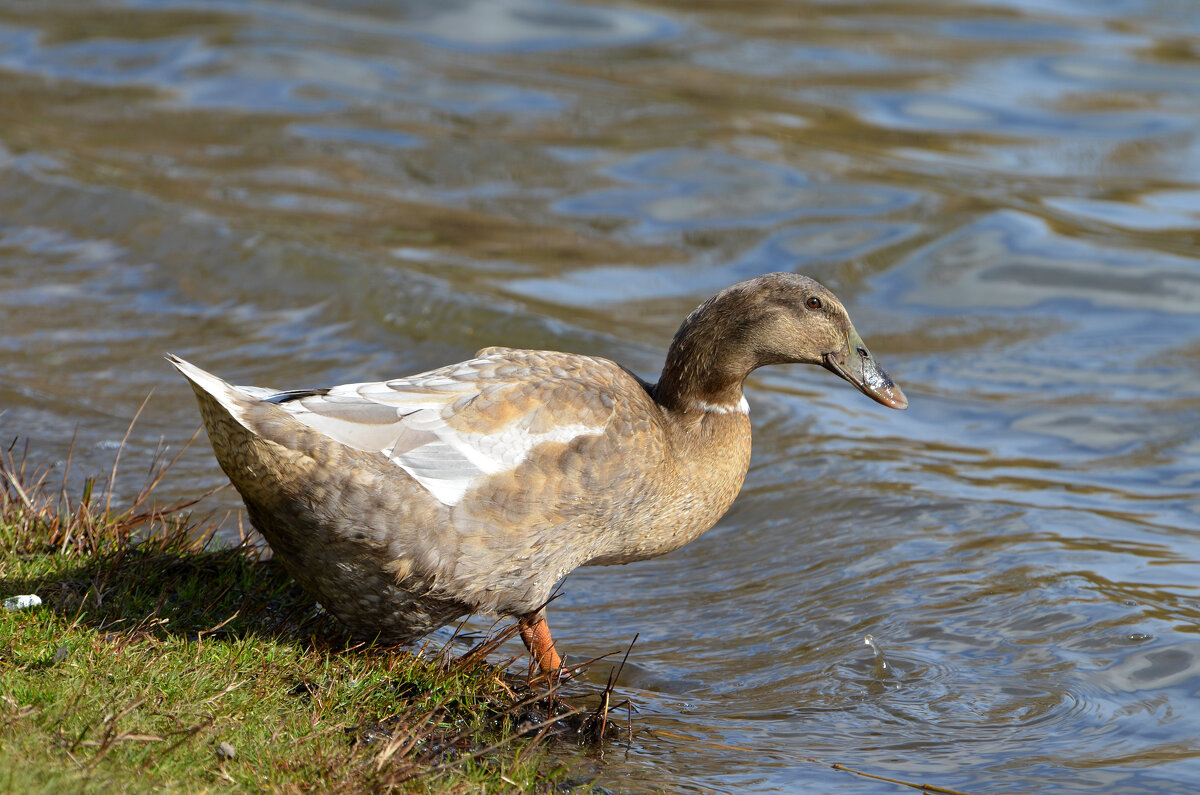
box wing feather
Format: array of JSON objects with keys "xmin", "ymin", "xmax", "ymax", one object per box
[{"xmin": 245, "ymin": 352, "xmax": 616, "ymax": 506}]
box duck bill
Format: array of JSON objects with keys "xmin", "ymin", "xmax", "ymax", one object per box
[{"xmin": 822, "ymin": 329, "xmax": 908, "ymax": 410}]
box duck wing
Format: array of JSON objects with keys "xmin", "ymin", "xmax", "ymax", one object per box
[{"xmin": 249, "ymin": 349, "xmax": 623, "ymax": 507}]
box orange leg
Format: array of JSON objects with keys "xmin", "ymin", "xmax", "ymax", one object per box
[{"xmin": 518, "ymin": 612, "xmax": 564, "ymax": 676}]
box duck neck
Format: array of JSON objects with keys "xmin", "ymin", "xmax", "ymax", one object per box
[{"xmin": 652, "ymin": 304, "xmax": 756, "ymax": 415}]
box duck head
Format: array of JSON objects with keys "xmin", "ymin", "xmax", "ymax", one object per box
[{"xmin": 656, "ymin": 272, "xmax": 907, "ymax": 412}]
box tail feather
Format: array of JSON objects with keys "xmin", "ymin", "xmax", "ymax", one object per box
[{"xmin": 166, "ymin": 354, "xmax": 258, "ymax": 430}]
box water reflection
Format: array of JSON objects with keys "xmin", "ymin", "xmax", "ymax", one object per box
[
  {"xmin": 880, "ymin": 210, "xmax": 1200, "ymax": 314},
  {"xmin": 1044, "ymin": 192, "xmax": 1200, "ymax": 231},
  {"xmin": 555, "ymin": 149, "xmax": 919, "ymax": 234},
  {"xmin": 859, "ymin": 92, "xmax": 1184, "ymax": 138}
]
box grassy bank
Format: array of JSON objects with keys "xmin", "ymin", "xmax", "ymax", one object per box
[{"xmin": 0, "ymin": 439, "xmax": 605, "ymax": 793}]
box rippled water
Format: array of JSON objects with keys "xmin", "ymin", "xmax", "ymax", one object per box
[{"xmin": 2, "ymin": 1, "xmax": 1200, "ymax": 792}]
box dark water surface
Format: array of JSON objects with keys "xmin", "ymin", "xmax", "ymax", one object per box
[{"xmin": 2, "ymin": 1, "xmax": 1199, "ymax": 792}]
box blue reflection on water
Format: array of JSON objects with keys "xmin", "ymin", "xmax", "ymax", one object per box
[
  {"xmin": 555, "ymin": 149, "xmax": 919, "ymax": 234},
  {"xmin": 288, "ymin": 123, "xmax": 422, "ymax": 149},
  {"xmin": 858, "ymin": 91, "xmax": 1186, "ymax": 138},
  {"xmin": 133, "ymin": 0, "xmax": 680, "ymax": 54}
]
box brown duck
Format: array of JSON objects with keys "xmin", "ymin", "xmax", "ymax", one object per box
[{"xmin": 170, "ymin": 273, "xmax": 906, "ymax": 674}]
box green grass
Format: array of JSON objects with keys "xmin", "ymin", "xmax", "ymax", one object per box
[{"xmin": 0, "ymin": 437, "xmax": 605, "ymax": 793}]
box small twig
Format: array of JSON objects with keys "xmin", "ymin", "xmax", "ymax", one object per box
[
  {"xmin": 105, "ymin": 391, "xmax": 154, "ymax": 519},
  {"xmin": 1, "ymin": 464, "xmax": 36, "ymax": 512},
  {"xmin": 58, "ymin": 427, "xmax": 78, "ymax": 517},
  {"xmin": 197, "ymin": 610, "xmax": 240, "ymax": 640},
  {"xmin": 200, "ymin": 680, "xmax": 247, "ymax": 707},
  {"xmin": 421, "ymin": 705, "xmax": 587, "ymax": 779}
]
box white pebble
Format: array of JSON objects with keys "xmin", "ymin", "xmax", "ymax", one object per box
[{"xmin": 3, "ymin": 594, "xmax": 42, "ymax": 611}]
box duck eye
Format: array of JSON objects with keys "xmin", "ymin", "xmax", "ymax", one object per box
[
  {"xmin": 806, "ymin": 296, "xmax": 822, "ymax": 310},
  {"xmin": 857, "ymin": 347, "xmax": 869, "ymax": 358}
]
